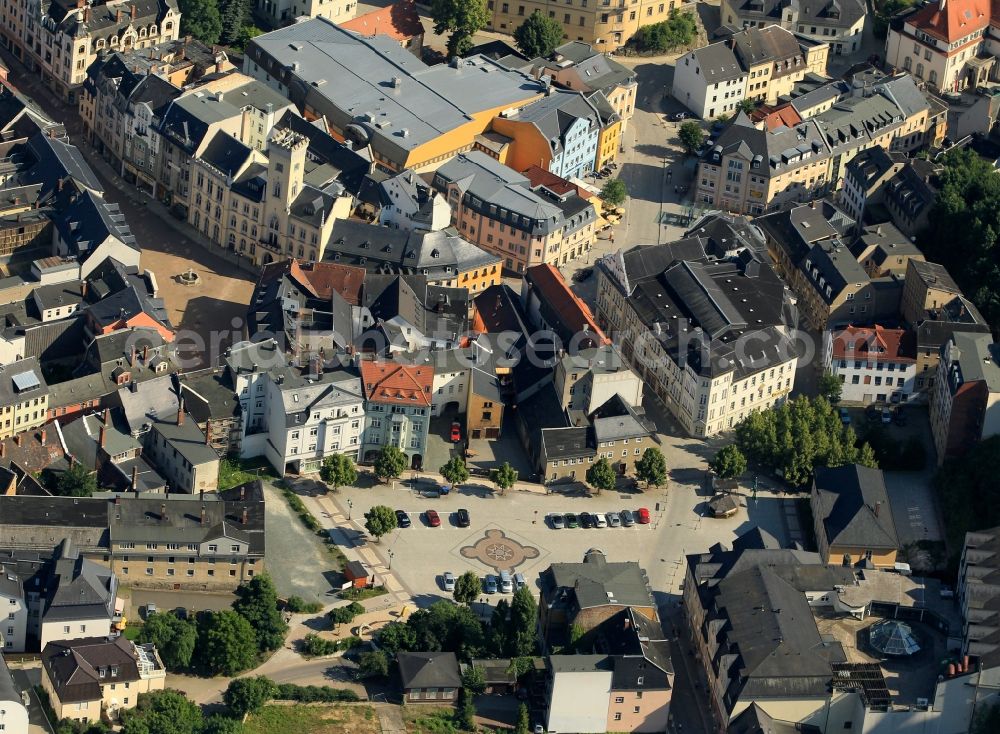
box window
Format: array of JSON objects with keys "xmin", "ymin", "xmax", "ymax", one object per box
[
  {"xmin": 614, "ymin": 713, "xmax": 622, "ymax": 721},
  {"xmin": 615, "ymin": 697, "xmax": 624, "ymax": 703}
]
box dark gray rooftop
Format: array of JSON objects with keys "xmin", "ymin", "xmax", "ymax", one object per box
[
  {"xmin": 541, "ymin": 549, "xmax": 652, "ymax": 610},
  {"xmin": 813, "ymin": 464, "xmax": 899, "ymax": 551}
]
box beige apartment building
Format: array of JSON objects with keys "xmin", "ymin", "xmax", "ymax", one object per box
[
  {"xmin": 0, "ymin": 357, "xmax": 49, "ymax": 442},
  {"xmin": 487, "ymin": 0, "xmax": 681, "ymax": 52},
  {"xmin": 254, "ymin": 0, "xmax": 356, "ymax": 27},
  {"xmin": 1, "ymin": 0, "xmax": 181, "ymax": 104}
]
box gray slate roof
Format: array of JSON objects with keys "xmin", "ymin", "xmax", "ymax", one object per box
[
  {"xmin": 813, "ymin": 464, "xmax": 899, "ymax": 551},
  {"xmin": 397, "ymin": 652, "xmax": 461, "ymax": 689},
  {"xmin": 541, "ymin": 549, "xmax": 652, "ymax": 610}
]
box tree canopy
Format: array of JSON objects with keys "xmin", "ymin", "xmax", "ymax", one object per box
[
  {"xmin": 139, "ymin": 613, "xmax": 197, "ymax": 671},
  {"xmin": 55, "ymin": 463, "xmax": 98, "ymax": 497},
  {"xmin": 178, "ymin": 0, "xmax": 222, "ymax": 45},
  {"xmin": 635, "ymin": 447, "xmax": 668, "ymax": 489},
  {"xmin": 379, "ymin": 600, "xmax": 485, "ymax": 660},
  {"xmin": 453, "ymin": 570, "xmax": 482, "ymax": 606},
  {"xmin": 197, "ymin": 610, "xmax": 258, "ymax": 676},
  {"xmin": 121, "ymin": 690, "xmax": 203, "ymax": 734},
  {"xmin": 373, "ymin": 445, "xmax": 408, "ymax": 482},
  {"xmin": 320, "ymin": 453, "xmax": 357, "ymax": 492},
  {"xmin": 223, "ymin": 676, "xmax": 277, "ymax": 718},
  {"xmin": 709, "ymin": 444, "xmax": 747, "ymax": 480},
  {"xmin": 364, "ymin": 505, "xmax": 398, "ymax": 541},
  {"xmin": 735, "ymin": 396, "xmax": 877, "ymax": 486},
  {"xmin": 936, "ymin": 435, "xmax": 1000, "ymax": 550},
  {"xmin": 600, "ymin": 178, "xmax": 628, "ymax": 207},
  {"xmin": 678, "ymin": 121, "xmax": 705, "ymax": 154},
  {"xmin": 491, "ymin": 462, "xmax": 518, "ymax": 495},
  {"xmin": 586, "ymin": 456, "xmax": 617, "ymax": 494},
  {"xmin": 218, "ymin": 0, "xmax": 249, "ymax": 46},
  {"xmin": 430, "ymin": 0, "xmax": 489, "ymax": 58},
  {"xmin": 630, "ymin": 10, "xmax": 697, "ymax": 53},
  {"xmin": 233, "ymin": 573, "xmax": 288, "ymax": 652},
  {"xmin": 514, "ymin": 11, "xmax": 564, "ymax": 58},
  {"xmin": 440, "ymin": 455, "xmax": 470, "ymax": 490},
  {"xmin": 817, "ymin": 370, "xmax": 843, "ymax": 403}
]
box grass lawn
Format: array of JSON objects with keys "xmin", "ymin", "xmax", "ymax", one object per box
[
  {"xmin": 339, "ymin": 586, "xmax": 388, "ymax": 602},
  {"xmin": 122, "ymin": 625, "xmax": 142, "ymax": 641},
  {"xmin": 404, "ymin": 706, "xmax": 462, "ymax": 734},
  {"xmin": 218, "ymin": 457, "xmax": 278, "ymax": 491},
  {"xmin": 244, "ymin": 704, "xmax": 379, "ymax": 734}
]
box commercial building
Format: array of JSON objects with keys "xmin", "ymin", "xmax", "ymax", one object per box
[
  {"xmin": 243, "ymin": 18, "xmax": 545, "ymax": 171},
  {"xmin": 433, "ymin": 151, "xmax": 597, "ymax": 273},
  {"xmin": 824, "ymin": 324, "xmax": 917, "ymax": 404},
  {"xmin": 359, "ymin": 360, "xmax": 433, "ymax": 467},
  {"xmin": 1, "ymin": 0, "xmax": 182, "ymax": 103},
  {"xmin": 721, "ymin": 0, "xmax": 866, "ymax": 54},
  {"xmin": 885, "ymin": 0, "xmax": 1000, "ymax": 93},
  {"xmin": 41, "ymin": 636, "xmax": 165, "ymax": 723},
  {"xmin": 595, "ymin": 214, "xmax": 798, "ymax": 437},
  {"xmin": 930, "ymin": 331, "xmax": 1000, "ymax": 463},
  {"xmin": 811, "ymin": 464, "xmax": 900, "ymax": 568},
  {"xmin": 673, "ymin": 25, "xmax": 829, "ymax": 119}
]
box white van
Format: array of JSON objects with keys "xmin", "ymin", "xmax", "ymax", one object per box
[{"xmin": 499, "ymin": 570, "xmax": 513, "ymax": 593}]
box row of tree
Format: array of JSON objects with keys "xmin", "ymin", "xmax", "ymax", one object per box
[
  {"xmin": 139, "ymin": 574, "xmax": 287, "ymax": 676},
  {"xmin": 179, "ymin": 0, "xmax": 260, "ymax": 48}
]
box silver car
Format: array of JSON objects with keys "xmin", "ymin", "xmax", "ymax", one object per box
[
  {"xmin": 593, "ymin": 513, "xmax": 608, "ymax": 528},
  {"xmin": 606, "ymin": 512, "xmax": 622, "ymax": 528},
  {"xmin": 443, "ymin": 572, "xmax": 456, "ymax": 592},
  {"xmin": 550, "ymin": 514, "xmax": 566, "ymax": 529},
  {"xmin": 619, "ymin": 509, "xmax": 635, "ymax": 527}
]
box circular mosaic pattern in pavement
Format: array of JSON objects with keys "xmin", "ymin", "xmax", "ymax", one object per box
[{"xmin": 461, "ymin": 529, "xmax": 540, "ymax": 573}]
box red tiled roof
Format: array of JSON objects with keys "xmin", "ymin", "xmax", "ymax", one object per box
[
  {"xmin": 751, "ymin": 103, "xmax": 803, "ymax": 131},
  {"xmin": 907, "ymin": 0, "xmax": 989, "ymax": 43},
  {"xmin": 521, "ymin": 165, "xmax": 594, "ymax": 199},
  {"xmin": 360, "ymin": 360, "xmax": 434, "ymax": 407},
  {"xmin": 830, "ymin": 325, "xmax": 916, "ymax": 363},
  {"xmin": 260, "ymin": 259, "xmax": 366, "ymax": 306},
  {"xmin": 523, "ymin": 264, "xmax": 610, "ymax": 346},
  {"xmin": 341, "ymin": 0, "xmax": 425, "ymax": 42}
]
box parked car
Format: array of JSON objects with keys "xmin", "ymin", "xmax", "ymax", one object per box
[
  {"xmin": 450, "ymin": 422, "xmax": 461, "ymax": 442},
  {"xmin": 443, "ymin": 571, "xmax": 456, "ymax": 592},
  {"xmin": 144, "ymin": 603, "xmax": 157, "ymax": 618},
  {"xmin": 620, "ymin": 509, "xmax": 635, "ymax": 527},
  {"xmin": 593, "ymin": 513, "xmax": 608, "ymax": 528},
  {"xmin": 395, "ymin": 510, "xmax": 411, "ymax": 528},
  {"xmin": 484, "ymin": 575, "xmax": 499, "ymax": 594},
  {"xmin": 564, "ymin": 512, "xmax": 580, "ymax": 528},
  {"xmin": 500, "ymin": 570, "xmax": 513, "ymax": 593},
  {"xmin": 572, "ymin": 267, "xmax": 593, "ymax": 283},
  {"xmin": 866, "ymin": 405, "xmax": 880, "ymax": 423},
  {"xmin": 579, "ymin": 511, "xmax": 595, "ymax": 528},
  {"xmin": 550, "ymin": 514, "xmax": 566, "ymax": 529},
  {"xmin": 513, "ymin": 573, "xmax": 527, "ymax": 590},
  {"xmin": 456, "ymin": 508, "xmax": 471, "ymax": 527},
  {"xmin": 881, "ymin": 407, "xmax": 892, "ymax": 424},
  {"xmin": 416, "ymin": 479, "xmax": 450, "ymax": 497},
  {"xmin": 839, "ymin": 407, "xmax": 851, "ymax": 425},
  {"xmin": 425, "ymin": 509, "xmax": 441, "ymax": 527},
  {"xmin": 636, "ymin": 507, "xmax": 651, "ymax": 524},
  {"xmin": 606, "ymin": 512, "xmax": 622, "ymax": 528},
  {"xmin": 672, "ymin": 111, "xmax": 689, "ymax": 121}
]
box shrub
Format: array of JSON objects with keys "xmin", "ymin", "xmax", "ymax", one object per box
[{"xmin": 273, "ymin": 683, "xmax": 361, "ymax": 702}]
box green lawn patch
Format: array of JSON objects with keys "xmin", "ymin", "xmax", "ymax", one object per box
[
  {"xmin": 404, "ymin": 706, "xmax": 462, "ymax": 734},
  {"xmin": 219, "ymin": 457, "xmax": 278, "ymax": 491},
  {"xmin": 244, "ymin": 704, "xmax": 379, "ymax": 734},
  {"xmin": 339, "ymin": 586, "xmax": 388, "ymax": 602}
]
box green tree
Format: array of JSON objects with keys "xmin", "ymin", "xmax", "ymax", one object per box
[
  {"xmin": 600, "ymin": 178, "xmax": 628, "ymax": 208},
  {"xmin": 364, "ymin": 504, "xmax": 398, "ymax": 542},
  {"xmin": 972, "ymin": 701, "xmax": 1000, "ymax": 734},
  {"xmin": 586, "ymin": 456, "xmax": 617, "ymax": 495},
  {"xmin": 430, "ymin": 0, "xmax": 489, "ymax": 58},
  {"xmin": 202, "ymin": 715, "xmax": 245, "ymax": 734},
  {"xmin": 513, "ymin": 10, "xmax": 564, "ymax": 58},
  {"xmin": 461, "ymin": 664, "xmax": 487, "ymax": 695},
  {"xmin": 197, "ymin": 610, "xmax": 258, "ymax": 677},
  {"xmin": 357, "ymin": 649, "xmax": 390, "ymax": 679},
  {"xmin": 120, "ymin": 690, "xmax": 203, "ymax": 734},
  {"xmin": 488, "ymin": 599, "xmax": 511, "ymax": 657},
  {"xmin": 233, "ymin": 574, "xmax": 288, "ymax": 652},
  {"xmin": 453, "ymin": 570, "xmax": 482, "ymax": 606},
  {"xmin": 139, "ymin": 612, "xmax": 197, "ymax": 671},
  {"xmin": 505, "ymin": 656, "xmax": 534, "ymax": 680},
  {"xmin": 218, "ymin": 0, "xmax": 249, "ymax": 46},
  {"xmin": 55, "ymin": 462, "xmax": 98, "ymax": 497},
  {"xmin": 735, "ymin": 98, "xmax": 756, "ymax": 114},
  {"xmin": 457, "ymin": 689, "xmax": 477, "ymax": 731},
  {"xmin": 178, "ymin": 0, "xmax": 222, "ymax": 45},
  {"xmin": 373, "ymin": 445, "xmax": 407, "ymax": 483},
  {"xmin": 440, "ymin": 455, "xmax": 470, "ymax": 491},
  {"xmin": 630, "ymin": 10, "xmax": 697, "ymax": 53},
  {"xmin": 490, "ymin": 462, "xmax": 518, "ymax": 495},
  {"xmin": 818, "ymin": 370, "xmax": 843, "ymax": 403},
  {"xmin": 224, "ymin": 676, "xmax": 277, "ymax": 718},
  {"xmin": 678, "ymin": 121, "xmax": 705, "ymax": 154},
  {"xmin": 635, "ymin": 447, "xmax": 668, "ymax": 489},
  {"xmin": 234, "ymin": 25, "xmax": 263, "ymax": 51},
  {"xmin": 327, "ymin": 601, "xmax": 365, "ymax": 630},
  {"xmin": 407, "ymin": 601, "xmax": 485, "ymax": 659},
  {"xmin": 515, "ymin": 703, "xmax": 531, "ymax": 734},
  {"xmin": 873, "ymin": 0, "xmax": 914, "ymax": 38},
  {"xmin": 568, "ymin": 622, "xmax": 586, "ymax": 651},
  {"xmin": 709, "ymin": 444, "xmax": 748, "ymax": 480},
  {"xmin": 508, "ymin": 586, "xmax": 538, "ymax": 657},
  {"xmin": 320, "ymin": 453, "xmax": 358, "ymax": 492},
  {"xmin": 377, "ymin": 621, "xmax": 417, "ymax": 654}
]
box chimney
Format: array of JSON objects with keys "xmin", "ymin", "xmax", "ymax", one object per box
[
  {"xmin": 84, "ymin": 5, "xmax": 90, "ymax": 22},
  {"xmin": 205, "ymin": 427, "xmax": 211, "ymax": 446},
  {"xmin": 99, "ymin": 424, "xmax": 106, "ymax": 448},
  {"xmin": 14, "ymin": 433, "xmax": 21, "ymax": 447},
  {"xmin": 40, "ymin": 428, "xmax": 47, "ymax": 446},
  {"xmin": 57, "ymin": 178, "xmax": 64, "ymax": 192},
  {"xmin": 874, "ymin": 501, "xmax": 881, "ymax": 517},
  {"xmin": 160, "ymin": 503, "xmax": 167, "ymax": 521},
  {"xmin": 241, "ymin": 508, "xmax": 249, "ymax": 525},
  {"xmin": 103, "ymin": 407, "xmax": 110, "ymax": 425},
  {"xmin": 0, "ymin": 442, "xmax": 5, "ymax": 458},
  {"xmin": 131, "ymin": 345, "xmax": 137, "ymax": 365},
  {"xmin": 116, "ymin": 8, "xmax": 123, "ymax": 22},
  {"xmin": 69, "ymin": 454, "xmax": 75, "ymax": 468},
  {"xmin": 200, "ymin": 506, "xmax": 207, "ymax": 526},
  {"xmin": 130, "ymin": 4, "xmax": 136, "ymax": 19},
  {"xmin": 81, "ymin": 280, "xmax": 88, "ymax": 298},
  {"xmin": 624, "ymin": 616, "xmax": 631, "ymax": 630},
  {"xmin": 114, "ymin": 493, "xmax": 120, "ymax": 505},
  {"xmin": 240, "ymin": 485, "xmax": 246, "ymax": 501},
  {"xmin": 177, "ymin": 398, "xmax": 185, "ymax": 426},
  {"xmin": 131, "ymin": 465, "xmax": 138, "ymax": 492}
]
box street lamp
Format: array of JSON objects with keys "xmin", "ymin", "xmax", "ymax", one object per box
[
  {"xmin": 347, "ymin": 498, "xmax": 353, "ymax": 520},
  {"xmin": 387, "ymin": 548, "xmax": 394, "ymax": 570}
]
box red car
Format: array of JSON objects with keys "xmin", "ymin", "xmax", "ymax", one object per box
[
  {"xmin": 636, "ymin": 507, "xmax": 651, "ymax": 525},
  {"xmin": 425, "ymin": 509, "xmax": 441, "ymax": 527},
  {"xmin": 450, "ymin": 422, "xmax": 461, "ymax": 442}
]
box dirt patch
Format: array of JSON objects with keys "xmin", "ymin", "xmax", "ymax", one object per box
[{"xmin": 244, "ymin": 703, "xmax": 380, "ymax": 734}]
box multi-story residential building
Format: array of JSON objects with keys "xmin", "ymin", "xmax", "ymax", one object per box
[
  {"xmin": 930, "ymin": 331, "xmax": 1000, "ymax": 463},
  {"xmin": 849, "ymin": 222, "xmax": 923, "ymax": 278},
  {"xmin": 824, "ymin": 324, "xmax": 917, "ymax": 404},
  {"xmin": 359, "ymin": 360, "xmax": 433, "ymax": 467},
  {"xmin": 261, "ymin": 363, "xmax": 364, "ymax": 474},
  {"xmin": 594, "ymin": 215, "xmax": 797, "ymax": 437},
  {"xmin": 0, "ymin": 539, "xmax": 117, "ymax": 653},
  {"xmin": 912, "ymin": 295, "xmax": 991, "ymax": 394},
  {"xmin": 340, "ymin": 1, "xmax": 425, "ymax": 57},
  {"xmin": 721, "ymin": 0, "xmax": 866, "ymax": 54},
  {"xmin": 839, "ymin": 147, "xmax": 906, "ymax": 229},
  {"xmin": 885, "ymin": 0, "xmax": 1000, "ymax": 93},
  {"xmin": 900, "ymin": 258, "xmax": 963, "ymax": 326},
  {"xmin": 490, "ymin": 89, "xmax": 608, "ymax": 179},
  {"xmin": 0, "ymin": 655, "xmax": 28, "ymax": 733},
  {"xmin": 0, "ymin": 357, "xmax": 48, "ymax": 442},
  {"xmin": 2, "ymin": 0, "xmax": 181, "ymax": 104},
  {"xmin": 553, "ymin": 345, "xmax": 643, "ymax": 416},
  {"xmin": 244, "ymin": 18, "xmax": 545, "ymax": 172},
  {"xmin": 881, "ymin": 159, "xmax": 940, "ymax": 238},
  {"xmin": 41, "ymin": 636, "xmax": 165, "ymax": 723},
  {"xmin": 377, "ymin": 169, "xmax": 451, "ymax": 232},
  {"xmin": 673, "ymin": 25, "xmax": 828, "ymax": 119},
  {"xmin": 359, "ymin": 274, "xmax": 469, "ymax": 353},
  {"xmin": 959, "ymin": 526, "xmax": 1000, "ymax": 662},
  {"xmin": 696, "ymin": 74, "xmax": 933, "ymax": 215},
  {"xmin": 253, "ymin": 0, "xmax": 356, "ymax": 28},
  {"xmin": 79, "ymin": 39, "xmax": 233, "ymax": 196},
  {"xmin": 522, "ymin": 264, "xmax": 609, "ymax": 350},
  {"xmin": 433, "ymin": 151, "xmax": 597, "ymax": 273},
  {"xmin": 326, "ymin": 220, "xmax": 502, "ymax": 292},
  {"xmin": 487, "ymin": 0, "xmax": 681, "ymax": 51},
  {"xmin": 588, "ymin": 395, "xmax": 658, "ymax": 477},
  {"xmin": 811, "ymin": 464, "xmax": 900, "ymax": 568}
]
